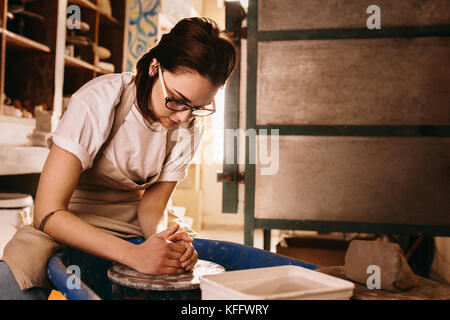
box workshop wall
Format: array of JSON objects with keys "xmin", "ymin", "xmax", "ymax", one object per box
[
  {"xmin": 251, "ymin": 0, "xmax": 450, "ymax": 281},
  {"xmin": 252, "ymin": 2, "xmax": 449, "ymax": 219},
  {"xmin": 126, "ymin": 0, "xmax": 160, "ymax": 72},
  {"xmin": 258, "ymin": 0, "xmax": 449, "ymax": 30}
]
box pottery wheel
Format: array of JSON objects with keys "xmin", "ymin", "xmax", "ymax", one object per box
[{"xmin": 107, "ymin": 260, "xmax": 225, "ymax": 291}]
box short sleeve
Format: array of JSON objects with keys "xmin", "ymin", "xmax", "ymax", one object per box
[
  {"xmin": 46, "ymin": 74, "xmax": 128, "ymax": 171},
  {"xmin": 157, "ymin": 120, "xmax": 204, "ymax": 182}
]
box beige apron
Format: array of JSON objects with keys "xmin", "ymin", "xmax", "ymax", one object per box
[{"xmin": 1, "ymin": 77, "xmax": 199, "ymax": 290}]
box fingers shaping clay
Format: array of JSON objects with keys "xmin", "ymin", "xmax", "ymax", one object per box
[{"xmin": 344, "ymin": 240, "xmax": 418, "ymax": 292}]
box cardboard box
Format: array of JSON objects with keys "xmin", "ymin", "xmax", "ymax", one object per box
[{"xmin": 276, "ymin": 235, "xmax": 375, "ymax": 267}]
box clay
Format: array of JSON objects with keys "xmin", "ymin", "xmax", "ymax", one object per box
[{"xmin": 344, "ymin": 240, "xmax": 418, "ymax": 292}]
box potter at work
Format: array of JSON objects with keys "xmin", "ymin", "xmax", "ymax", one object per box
[
  {"xmin": 0, "ymin": 17, "xmax": 237, "ymax": 300},
  {"xmin": 108, "ymin": 259, "xmax": 226, "ymax": 291}
]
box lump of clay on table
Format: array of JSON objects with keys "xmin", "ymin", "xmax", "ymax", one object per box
[{"xmin": 344, "ymin": 240, "xmax": 418, "ymax": 292}]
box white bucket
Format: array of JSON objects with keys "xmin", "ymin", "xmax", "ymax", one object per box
[{"xmin": 0, "ymin": 193, "xmax": 34, "ymax": 258}]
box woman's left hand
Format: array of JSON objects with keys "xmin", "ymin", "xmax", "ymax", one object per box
[{"xmin": 166, "ymin": 231, "xmax": 198, "ymax": 272}]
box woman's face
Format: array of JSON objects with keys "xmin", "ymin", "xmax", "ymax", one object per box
[{"xmin": 148, "ymin": 59, "xmax": 221, "ymax": 128}]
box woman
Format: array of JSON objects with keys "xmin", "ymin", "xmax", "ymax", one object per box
[{"xmin": 0, "ymin": 17, "xmax": 237, "ymax": 299}]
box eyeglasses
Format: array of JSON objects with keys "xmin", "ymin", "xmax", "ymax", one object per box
[{"xmin": 158, "ymin": 66, "xmax": 216, "ymax": 117}]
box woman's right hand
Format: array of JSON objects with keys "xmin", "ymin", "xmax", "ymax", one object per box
[{"xmin": 127, "ymin": 224, "xmax": 187, "ymax": 274}]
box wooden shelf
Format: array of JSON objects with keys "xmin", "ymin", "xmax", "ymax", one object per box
[
  {"xmin": 64, "ymin": 55, "xmax": 115, "ymax": 75},
  {"xmin": 64, "ymin": 55, "xmax": 96, "ymax": 71},
  {"xmin": 0, "ymin": 28, "xmax": 51, "ymax": 53},
  {"xmin": 67, "ymin": 0, "xmax": 97, "ymax": 11}
]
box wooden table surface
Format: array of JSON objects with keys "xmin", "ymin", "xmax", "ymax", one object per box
[{"xmin": 317, "ymin": 266, "xmax": 450, "ymax": 300}]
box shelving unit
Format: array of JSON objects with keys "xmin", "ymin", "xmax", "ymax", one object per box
[
  {"xmin": 64, "ymin": 0, "xmax": 127, "ymax": 110},
  {"xmin": 0, "ymin": 0, "xmax": 127, "ymax": 120},
  {"xmin": 64, "ymin": 54, "xmax": 96, "ymax": 70},
  {"xmin": 0, "ymin": 0, "xmax": 60, "ymax": 123}
]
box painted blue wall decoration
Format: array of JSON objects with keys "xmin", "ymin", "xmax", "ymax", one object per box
[{"xmin": 127, "ymin": 0, "xmax": 161, "ymax": 72}]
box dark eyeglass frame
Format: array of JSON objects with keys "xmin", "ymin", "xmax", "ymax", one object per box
[{"xmin": 158, "ymin": 66, "xmax": 216, "ymax": 117}]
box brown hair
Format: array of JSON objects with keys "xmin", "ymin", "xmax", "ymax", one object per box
[{"xmin": 134, "ymin": 17, "xmax": 238, "ymax": 122}]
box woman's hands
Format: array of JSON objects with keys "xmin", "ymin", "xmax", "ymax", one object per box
[
  {"xmin": 167, "ymin": 229, "xmax": 199, "ymax": 272},
  {"xmin": 128, "ymin": 224, "xmax": 198, "ymax": 274}
]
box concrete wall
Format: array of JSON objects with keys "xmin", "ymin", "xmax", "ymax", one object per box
[
  {"xmin": 257, "ymin": 38, "xmax": 449, "ymax": 126},
  {"xmin": 255, "ymin": 136, "xmax": 449, "ymax": 225},
  {"xmin": 258, "ymin": 0, "xmax": 450, "ymax": 30}
]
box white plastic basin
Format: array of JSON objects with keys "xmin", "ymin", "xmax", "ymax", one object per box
[{"xmin": 200, "ymin": 265, "xmax": 355, "ymax": 300}]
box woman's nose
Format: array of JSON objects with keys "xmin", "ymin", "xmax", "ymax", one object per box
[{"xmin": 176, "ymin": 109, "xmax": 193, "ymax": 123}]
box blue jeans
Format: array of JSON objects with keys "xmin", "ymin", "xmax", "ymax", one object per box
[{"xmin": 0, "ymin": 261, "xmax": 51, "ymax": 300}]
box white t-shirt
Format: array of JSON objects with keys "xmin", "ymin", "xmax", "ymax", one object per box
[{"xmin": 46, "ymin": 72, "xmax": 202, "ymax": 184}]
